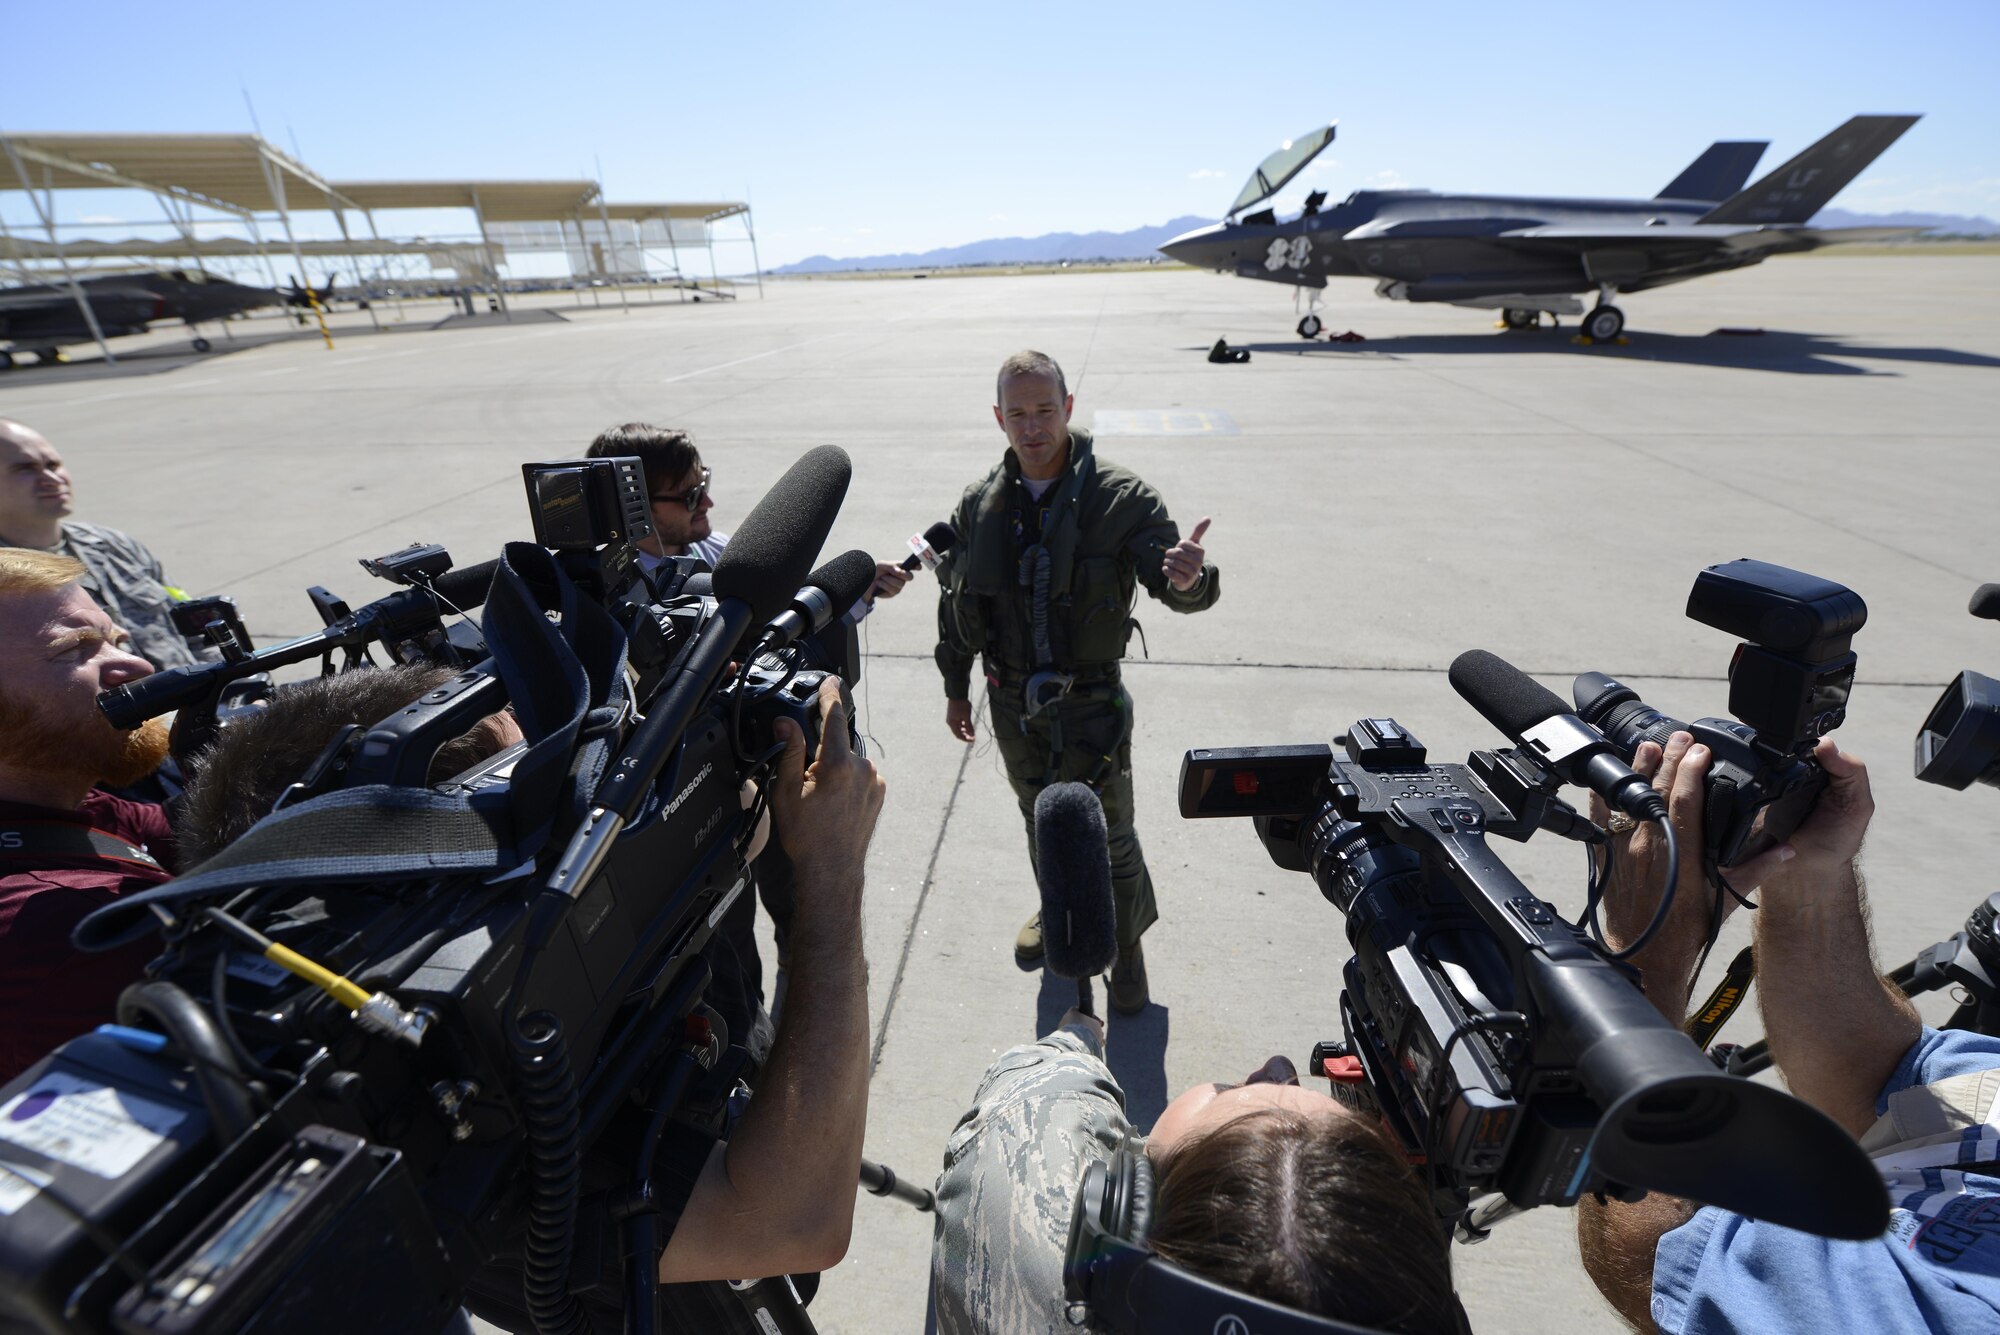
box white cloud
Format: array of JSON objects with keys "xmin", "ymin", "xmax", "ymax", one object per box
[
  {"xmin": 1189, "ymin": 168, "xmax": 1225, "ymax": 180},
  {"xmin": 989, "ymin": 213, "xmax": 1010, "ymax": 223},
  {"xmin": 1300, "ymin": 158, "xmax": 1340, "ymax": 177},
  {"xmin": 1368, "ymin": 169, "xmax": 1408, "ymax": 188}
]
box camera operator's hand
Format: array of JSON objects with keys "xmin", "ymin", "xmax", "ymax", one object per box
[
  {"xmin": 1721, "ymin": 736, "xmax": 1873, "ymax": 898},
  {"xmin": 770, "ymin": 678, "xmax": 886, "ymax": 883},
  {"xmin": 945, "ymin": 697, "xmax": 976, "ymax": 743},
  {"xmin": 660, "ymin": 676, "xmax": 883, "ymax": 1284},
  {"xmin": 1592, "ymin": 731, "xmax": 1733, "ymax": 1020}
]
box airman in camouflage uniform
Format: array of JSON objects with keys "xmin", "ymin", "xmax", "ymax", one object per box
[
  {"xmin": 929, "ymin": 1017, "xmax": 1134, "ymax": 1335},
  {"xmin": 935, "ymin": 352, "xmax": 1219, "ymax": 1012},
  {"xmin": 0, "ymin": 419, "xmax": 213, "ymax": 670}
]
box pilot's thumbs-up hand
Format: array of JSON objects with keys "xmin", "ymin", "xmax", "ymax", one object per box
[{"xmin": 1164, "ymin": 516, "xmax": 1211, "ymax": 592}]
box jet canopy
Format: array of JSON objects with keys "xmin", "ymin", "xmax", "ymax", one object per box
[{"xmin": 1228, "ymin": 124, "xmax": 1336, "ymax": 218}]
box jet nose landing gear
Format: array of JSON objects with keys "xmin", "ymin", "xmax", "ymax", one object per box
[{"xmin": 1297, "ymin": 313, "xmax": 1323, "ymax": 339}]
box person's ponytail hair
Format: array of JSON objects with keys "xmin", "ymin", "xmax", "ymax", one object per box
[{"xmin": 1148, "ymin": 1109, "xmax": 1458, "ymax": 1334}]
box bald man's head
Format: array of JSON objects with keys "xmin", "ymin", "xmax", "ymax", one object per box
[{"xmin": 0, "ymin": 419, "xmax": 72, "ymax": 540}]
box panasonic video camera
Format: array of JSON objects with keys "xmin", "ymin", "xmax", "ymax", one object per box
[{"xmin": 0, "ymin": 449, "xmax": 865, "ymax": 1335}]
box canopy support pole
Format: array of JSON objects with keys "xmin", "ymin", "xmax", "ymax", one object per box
[
  {"xmin": 0, "ymin": 138, "xmax": 114, "ymax": 365},
  {"xmin": 469, "ymin": 187, "xmax": 509, "ymax": 318}
]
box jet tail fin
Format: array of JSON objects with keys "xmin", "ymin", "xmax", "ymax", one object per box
[
  {"xmin": 1699, "ymin": 115, "xmax": 1919, "ymax": 224},
  {"xmin": 1657, "ymin": 141, "xmax": 1767, "ymax": 202}
]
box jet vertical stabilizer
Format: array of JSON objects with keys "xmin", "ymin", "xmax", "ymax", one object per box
[
  {"xmin": 1656, "ymin": 142, "xmax": 1768, "ymax": 202},
  {"xmin": 1700, "ymin": 115, "xmax": 1920, "ymax": 224}
]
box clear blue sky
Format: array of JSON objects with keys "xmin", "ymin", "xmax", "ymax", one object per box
[{"xmin": 2, "ymin": 0, "xmax": 1994, "ymax": 267}]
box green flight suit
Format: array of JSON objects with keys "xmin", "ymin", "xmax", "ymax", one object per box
[{"xmin": 934, "ymin": 429, "xmax": 1220, "ymax": 950}]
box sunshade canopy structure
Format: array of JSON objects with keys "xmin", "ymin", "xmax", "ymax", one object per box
[
  {"xmin": 0, "ymin": 132, "xmax": 352, "ymax": 214},
  {"xmin": 331, "ymin": 180, "xmax": 601, "ymax": 221}
]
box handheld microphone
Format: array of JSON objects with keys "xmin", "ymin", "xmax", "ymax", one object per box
[
  {"xmin": 760, "ymin": 549, "xmax": 879, "ymax": 651},
  {"xmin": 898, "ymin": 521, "xmax": 959, "ymax": 572},
  {"xmin": 1972, "ymin": 583, "xmax": 2000, "ymax": 622},
  {"xmin": 1034, "ymin": 783, "xmax": 1119, "ymax": 1016},
  {"xmin": 1448, "ymin": 649, "xmax": 1667, "ymax": 823}
]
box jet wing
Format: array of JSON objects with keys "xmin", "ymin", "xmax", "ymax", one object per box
[
  {"xmin": 1491, "ymin": 223, "xmax": 1925, "ymax": 253},
  {"xmin": 1228, "ymin": 125, "xmax": 1337, "ymax": 218}
]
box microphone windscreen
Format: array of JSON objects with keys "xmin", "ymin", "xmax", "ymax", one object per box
[
  {"xmin": 924, "ymin": 521, "xmax": 959, "ymax": 555},
  {"xmin": 1449, "ymin": 648, "xmax": 1570, "ymax": 740},
  {"xmin": 713, "ymin": 445, "xmax": 852, "ymax": 621},
  {"xmin": 1035, "ymin": 783, "xmax": 1119, "ymax": 979},
  {"xmin": 807, "ymin": 548, "xmax": 879, "ymax": 615},
  {"xmin": 430, "ymin": 558, "xmax": 501, "ymax": 611},
  {"xmin": 1972, "ymin": 583, "xmax": 2000, "ymax": 621}
]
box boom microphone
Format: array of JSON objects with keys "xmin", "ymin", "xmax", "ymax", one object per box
[
  {"xmin": 1035, "ymin": 783, "xmax": 1119, "ymax": 1014},
  {"xmin": 898, "ymin": 521, "xmax": 959, "ymax": 572},
  {"xmin": 761, "ymin": 549, "xmax": 878, "ymax": 651},
  {"xmin": 428, "ymin": 558, "xmax": 502, "ymax": 611},
  {"xmin": 1448, "ymin": 649, "xmax": 1666, "ymax": 822},
  {"xmin": 712, "ymin": 445, "xmax": 852, "ymax": 623}
]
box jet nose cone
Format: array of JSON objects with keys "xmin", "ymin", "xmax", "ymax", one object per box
[{"xmin": 1159, "ymin": 222, "xmax": 1238, "ymax": 271}]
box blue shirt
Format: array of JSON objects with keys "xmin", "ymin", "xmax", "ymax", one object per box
[{"xmin": 1653, "ymin": 1028, "xmax": 2000, "ymax": 1334}]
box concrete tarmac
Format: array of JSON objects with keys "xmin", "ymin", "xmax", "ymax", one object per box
[{"xmin": 5, "ymin": 257, "xmax": 1998, "ymax": 1333}]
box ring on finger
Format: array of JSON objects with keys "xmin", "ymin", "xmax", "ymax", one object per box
[{"xmin": 1605, "ymin": 813, "xmax": 1639, "ymax": 836}]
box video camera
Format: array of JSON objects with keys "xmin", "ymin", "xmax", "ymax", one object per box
[
  {"xmin": 0, "ymin": 448, "xmax": 874, "ymax": 1335},
  {"xmin": 1177, "ymin": 560, "xmax": 1887, "ymax": 1246}
]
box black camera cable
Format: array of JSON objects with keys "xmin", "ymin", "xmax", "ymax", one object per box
[{"xmin": 1603, "ymin": 816, "xmax": 1682, "ymax": 961}]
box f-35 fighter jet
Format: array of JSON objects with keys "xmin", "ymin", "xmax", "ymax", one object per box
[
  {"xmin": 0, "ymin": 268, "xmax": 283, "ymax": 368},
  {"xmin": 1161, "ymin": 116, "xmax": 1921, "ymax": 341}
]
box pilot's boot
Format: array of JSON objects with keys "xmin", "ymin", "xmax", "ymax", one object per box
[
  {"xmin": 1015, "ymin": 912, "xmax": 1044, "ymax": 963},
  {"xmin": 1109, "ymin": 941, "xmax": 1149, "ymax": 1015}
]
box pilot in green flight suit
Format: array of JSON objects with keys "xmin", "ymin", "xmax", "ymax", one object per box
[{"xmin": 934, "ymin": 351, "xmax": 1220, "ymax": 1013}]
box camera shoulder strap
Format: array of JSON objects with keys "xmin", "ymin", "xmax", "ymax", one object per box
[{"xmin": 72, "ymin": 785, "xmax": 514, "ymax": 952}]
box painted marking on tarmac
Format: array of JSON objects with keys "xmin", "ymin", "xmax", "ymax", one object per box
[
  {"xmin": 1092, "ymin": 408, "xmax": 1240, "ymax": 437},
  {"xmin": 658, "ymin": 333, "xmax": 849, "ymax": 384}
]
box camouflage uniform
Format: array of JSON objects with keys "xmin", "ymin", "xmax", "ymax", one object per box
[
  {"xmin": 930, "ymin": 1023, "xmax": 1136, "ymax": 1335},
  {"xmin": 934, "ymin": 429, "xmax": 1219, "ymax": 949},
  {"xmin": 55, "ymin": 521, "xmax": 215, "ymax": 670}
]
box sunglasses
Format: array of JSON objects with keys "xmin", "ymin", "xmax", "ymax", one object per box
[{"xmin": 650, "ymin": 465, "xmax": 712, "ymax": 513}]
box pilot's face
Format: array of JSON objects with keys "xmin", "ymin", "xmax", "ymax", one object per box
[{"xmin": 993, "ymin": 371, "xmax": 1073, "ymax": 482}]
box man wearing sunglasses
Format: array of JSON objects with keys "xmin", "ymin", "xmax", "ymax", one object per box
[{"xmin": 587, "ymin": 423, "xmax": 911, "ymax": 603}]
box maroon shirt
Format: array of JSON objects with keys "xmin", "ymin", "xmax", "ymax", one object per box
[{"xmin": 0, "ymin": 790, "xmax": 175, "ymax": 1083}]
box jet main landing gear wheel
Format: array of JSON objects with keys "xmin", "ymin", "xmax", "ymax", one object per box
[
  {"xmin": 0, "ymin": 351, "xmax": 13, "ymax": 370},
  {"xmin": 1583, "ymin": 305, "xmax": 1624, "ymax": 342},
  {"xmin": 1501, "ymin": 308, "xmax": 1538, "ymax": 330},
  {"xmin": 191, "ymin": 337, "xmax": 213, "ymax": 353},
  {"xmin": 1296, "ymin": 313, "xmax": 1323, "ymax": 339}
]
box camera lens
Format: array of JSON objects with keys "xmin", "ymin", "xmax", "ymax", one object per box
[{"xmin": 1572, "ymin": 672, "xmax": 1691, "ymax": 760}]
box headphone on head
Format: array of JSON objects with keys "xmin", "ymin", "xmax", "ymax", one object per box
[{"xmin": 1062, "ymin": 1141, "xmax": 1472, "ymax": 1335}]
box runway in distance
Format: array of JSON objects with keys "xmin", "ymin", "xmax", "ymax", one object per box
[
  {"xmin": 0, "ymin": 267, "xmax": 283, "ymax": 367},
  {"xmin": 1161, "ymin": 115, "xmax": 1923, "ymax": 341}
]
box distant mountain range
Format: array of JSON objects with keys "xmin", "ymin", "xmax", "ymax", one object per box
[{"xmin": 771, "ymin": 207, "xmax": 1998, "ymax": 274}]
